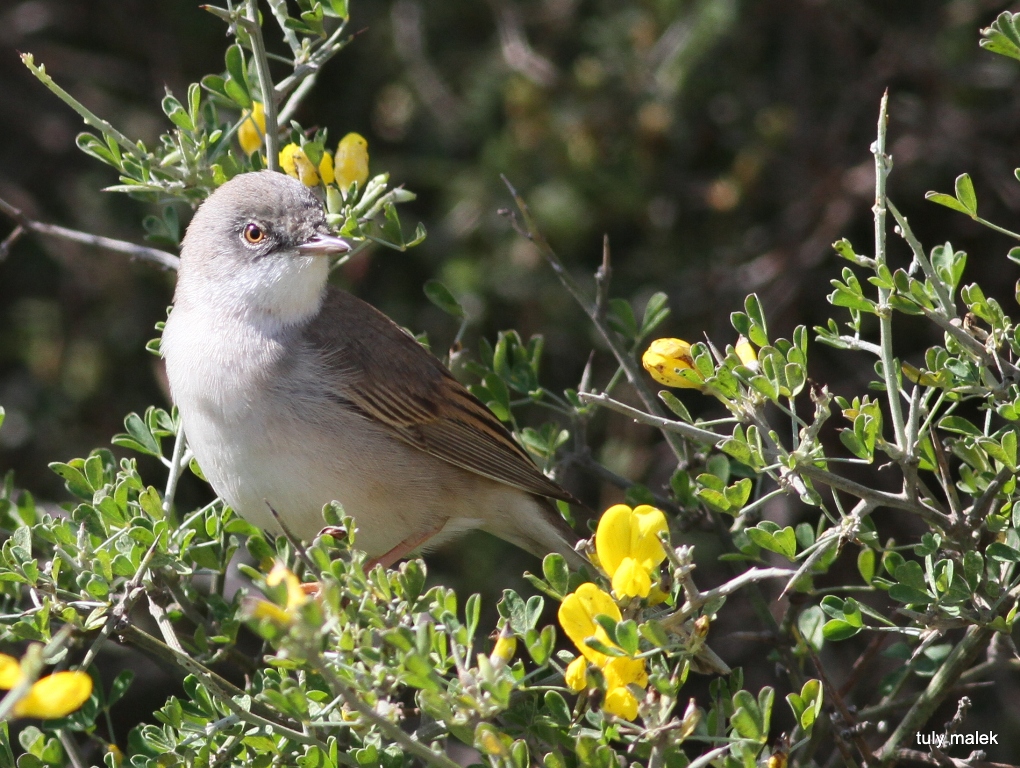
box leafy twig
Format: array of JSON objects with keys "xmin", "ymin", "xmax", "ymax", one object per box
[
  {"xmin": 871, "ymin": 91, "xmax": 908, "ymax": 451},
  {"xmin": 21, "ymin": 53, "xmax": 144, "ymax": 160},
  {"xmin": 307, "ymin": 652, "xmax": 464, "ymax": 768},
  {"xmin": 502, "ymin": 178, "xmax": 688, "ymax": 462}
]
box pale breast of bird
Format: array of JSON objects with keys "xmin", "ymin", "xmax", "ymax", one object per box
[{"xmin": 161, "ymin": 298, "xmax": 496, "ymax": 556}]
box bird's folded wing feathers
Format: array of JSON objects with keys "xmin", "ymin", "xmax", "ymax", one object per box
[{"xmin": 306, "ymin": 289, "xmax": 576, "ymax": 504}]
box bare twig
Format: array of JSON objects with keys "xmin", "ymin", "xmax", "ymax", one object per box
[
  {"xmin": 660, "ymin": 566, "xmax": 795, "ymax": 629},
  {"xmin": 265, "ymin": 0, "xmax": 302, "ymax": 55},
  {"xmin": 0, "ymin": 224, "xmax": 25, "ymax": 263},
  {"xmin": 0, "ymin": 195, "xmax": 179, "ymax": 270},
  {"xmin": 244, "ymin": 0, "xmax": 280, "ymax": 170},
  {"xmin": 803, "ymin": 640, "xmax": 874, "ymax": 767}
]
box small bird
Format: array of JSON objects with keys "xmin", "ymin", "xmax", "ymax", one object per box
[{"xmin": 161, "ymin": 170, "xmax": 584, "ymax": 569}]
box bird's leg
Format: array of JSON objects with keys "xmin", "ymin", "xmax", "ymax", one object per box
[{"xmin": 365, "ymin": 521, "xmax": 448, "ymax": 570}]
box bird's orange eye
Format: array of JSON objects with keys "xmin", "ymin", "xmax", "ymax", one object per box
[{"xmin": 243, "ymin": 223, "xmax": 265, "ymax": 244}]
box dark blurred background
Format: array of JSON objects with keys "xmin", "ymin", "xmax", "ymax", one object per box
[{"xmin": 2, "ymin": 0, "xmax": 1020, "ymax": 758}]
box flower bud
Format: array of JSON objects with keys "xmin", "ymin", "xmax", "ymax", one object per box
[
  {"xmin": 734, "ymin": 335, "xmax": 758, "ymax": 370},
  {"xmin": 238, "ymin": 102, "xmax": 266, "ymax": 156},
  {"xmin": 642, "ymin": 338, "xmax": 704, "ymax": 389}
]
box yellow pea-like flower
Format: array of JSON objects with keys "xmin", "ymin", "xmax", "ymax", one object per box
[
  {"xmin": 335, "ymin": 132, "xmax": 369, "ymax": 190},
  {"xmin": 238, "ymin": 102, "xmax": 266, "ymax": 156},
  {"xmin": 489, "ymin": 632, "xmax": 517, "ymax": 666},
  {"xmin": 106, "ymin": 744, "xmax": 124, "ymax": 767},
  {"xmin": 564, "ymin": 657, "xmax": 588, "ymax": 691},
  {"xmin": 0, "ymin": 654, "xmax": 22, "ymax": 688},
  {"xmin": 13, "ymin": 671, "xmax": 93, "ymax": 719},
  {"xmin": 642, "ymin": 338, "xmax": 704, "ymax": 389},
  {"xmin": 557, "ymin": 583, "xmax": 622, "ymax": 668},
  {"xmin": 0, "ymin": 653, "xmax": 93, "ymax": 720},
  {"xmin": 279, "ymin": 143, "xmax": 320, "ymax": 187},
  {"xmin": 557, "ymin": 583, "xmax": 650, "ymax": 722},
  {"xmin": 266, "ymin": 562, "xmax": 309, "ymax": 612},
  {"xmin": 318, "ymin": 151, "xmax": 335, "ymax": 185},
  {"xmin": 603, "ymin": 655, "xmax": 648, "ymax": 689},
  {"xmin": 603, "ymin": 685, "xmax": 639, "ymax": 720},
  {"xmin": 595, "ymin": 504, "xmax": 668, "ymax": 599},
  {"xmin": 245, "ymin": 599, "xmax": 293, "ymax": 626},
  {"xmin": 602, "ymin": 655, "xmax": 648, "ymax": 721},
  {"xmin": 734, "ymin": 335, "xmax": 758, "ymax": 370}
]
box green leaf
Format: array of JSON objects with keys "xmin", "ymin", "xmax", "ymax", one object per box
[
  {"xmin": 888, "ymin": 584, "xmax": 934, "ymax": 604},
  {"xmin": 938, "ymin": 415, "xmax": 982, "ymax": 436},
  {"xmin": 607, "ymin": 298, "xmax": 638, "ymax": 339},
  {"xmin": 542, "ymin": 553, "xmax": 569, "ymax": 596},
  {"xmin": 987, "ymin": 542, "xmax": 1020, "ymax": 563},
  {"xmin": 924, "ymin": 192, "xmax": 972, "ymax": 215},
  {"xmin": 730, "ymin": 689, "xmax": 765, "ymax": 742},
  {"xmin": 543, "ymin": 691, "xmax": 571, "ymax": 726},
  {"xmin": 49, "ymin": 463, "xmax": 93, "ymax": 500},
  {"xmin": 113, "ymin": 412, "xmax": 162, "ymax": 457},
  {"xmin": 658, "ymin": 391, "xmax": 692, "ymax": 422},
  {"xmin": 954, "ymin": 173, "xmax": 977, "ymax": 215},
  {"xmin": 224, "ymin": 44, "xmax": 251, "ymax": 106},
  {"xmin": 499, "ymin": 589, "xmax": 528, "ymax": 634},
  {"xmin": 744, "ymin": 294, "xmax": 769, "ymax": 346},
  {"xmin": 822, "ymin": 618, "xmax": 861, "ymax": 641},
  {"xmin": 422, "ymin": 280, "xmax": 465, "ymax": 319},
  {"xmin": 326, "ymin": 0, "xmax": 349, "ymax": 18},
  {"xmin": 981, "ymin": 12, "xmax": 1020, "ymax": 61},
  {"xmin": 746, "ymin": 524, "xmax": 796, "ymax": 559},
  {"xmin": 894, "ymin": 560, "xmax": 928, "ymax": 590},
  {"xmin": 786, "ymin": 679, "xmax": 823, "ymax": 730},
  {"xmin": 857, "ymin": 548, "xmax": 876, "ymax": 585},
  {"xmin": 615, "ymin": 620, "xmax": 639, "ymax": 655},
  {"xmin": 162, "ymin": 94, "xmax": 195, "ymax": 132},
  {"xmin": 639, "ymin": 292, "xmax": 670, "ymax": 339},
  {"xmin": 797, "ymin": 606, "xmax": 825, "ymax": 652}
]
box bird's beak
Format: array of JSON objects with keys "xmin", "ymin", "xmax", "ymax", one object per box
[{"xmin": 297, "ymin": 233, "xmax": 352, "ymax": 256}]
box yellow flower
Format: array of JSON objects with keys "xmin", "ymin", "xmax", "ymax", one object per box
[
  {"xmin": 238, "ymin": 102, "xmax": 266, "ymax": 156},
  {"xmin": 557, "ymin": 583, "xmax": 622, "ymax": 667},
  {"xmin": 642, "ymin": 338, "xmax": 704, "ymax": 389},
  {"xmin": 13, "ymin": 672, "xmax": 93, "ymax": 719},
  {"xmin": 0, "ymin": 654, "xmax": 92, "ymax": 720},
  {"xmin": 603, "ymin": 685, "xmax": 639, "ymax": 720},
  {"xmin": 735, "ymin": 335, "xmax": 758, "ymax": 370},
  {"xmin": 335, "ymin": 132, "xmax": 369, "ymax": 189},
  {"xmin": 603, "ymin": 656, "xmax": 648, "ymax": 689},
  {"xmin": 0, "ymin": 654, "xmax": 21, "ymax": 688},
  {"xmin": 595, "ymin": 504, "xmax": 668, "ymax": 599},
  {"xmin": 245, "ymin": 599, "xmax": 293, "ymax": 625},
  {"xmin": 557, "ymin": 583, "xmax": 649, "ymax": 721},
  {"xmin": 279, "ymin": 143, "xmax": 320, "ymax": 186},
  {"xmin": 489, "ymin": 631, "xmax": 517, "ymax": 666},
  {"xmin": 245, "ymin": 563, "xmax": 310, "ymax": 626},
  {"xmin": 319, "ymin": 151, "xmax": 335, "ymax": 185},
  {"xmin": 107, "ymin": 744, "xmax": 124, "ymax": 767},
  {"xmin": 564, "ymin": 657, "xmax": 588, "ymax": 691},
  {"xmin": 266, "ymin": 562, "xmax": 309, "ymax": 612}
]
